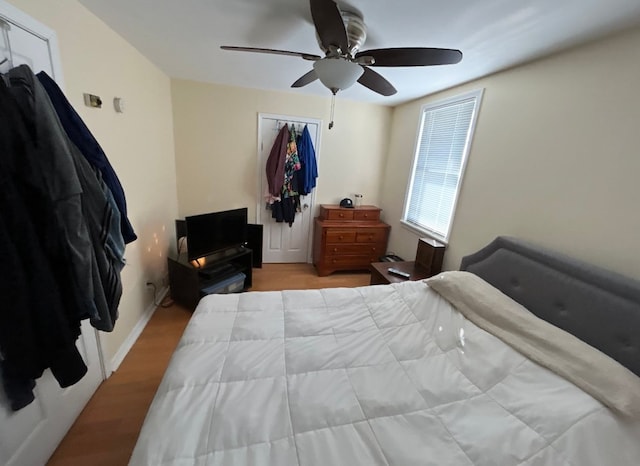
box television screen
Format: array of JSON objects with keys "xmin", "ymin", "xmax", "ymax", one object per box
[{"xmin": 185, "ymin": 208, "xmax": 248, "ymax": 260}]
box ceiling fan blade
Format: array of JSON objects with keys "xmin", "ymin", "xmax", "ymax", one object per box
[
  {"xmin": 291, "ymin": 70, "xmax": 318, "ymax": 88},
  {"xmin": 220, "ymin": 46, "xmax": 321, "ymax": 61},
  {"xmin": 356, "ymin": 47, "xmax": 463, "ymax": 67},
  {"xmin": 358, "ymin": 67, "xmax": 397, "ymax": 96},
  {"xmin": 310, "ymin": 0, "xmax": 349, "ymax": 53}
]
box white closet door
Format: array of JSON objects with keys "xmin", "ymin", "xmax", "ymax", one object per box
[
  {"xmin": 257, "ymin": 114, "xmax": 322, "ymax": 263},
  {"xmin": 0, "ymin": 3, "xmax": 104, "ymax": 466}
]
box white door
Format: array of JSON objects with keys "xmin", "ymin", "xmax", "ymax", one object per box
[
  {"xmin": 257, "ymin": 113, "xmax": 321, "ymax": 263},
  {"xmin": 0, "ymin": 3, "xmax": 104, "ymax": 466}
]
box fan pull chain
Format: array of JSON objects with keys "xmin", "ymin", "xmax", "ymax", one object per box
[{"xmin": 328, "ymin": 92, "xmax": 336, "ymax": 130}]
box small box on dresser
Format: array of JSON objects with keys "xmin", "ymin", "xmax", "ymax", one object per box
[
  {"xmin": 415, "ymin": 237, "xmax": 446, "ymax": 276},
  {"xmin": 313, "ymin": 205, "xmax": 390, "ymax": 276}
]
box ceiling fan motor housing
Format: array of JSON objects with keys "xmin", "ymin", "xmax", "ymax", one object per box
[
  {"xmin": 317, "ymin": 9, "xmax": 367, "ymax": 56},
  {"xmin": 342, "ymin": 10, "xmax": 367, "ymax": 55}
]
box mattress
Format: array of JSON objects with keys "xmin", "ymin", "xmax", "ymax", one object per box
[{"xmin": 130, "ymin": 281, "xmax": 640, "ymax": 465}]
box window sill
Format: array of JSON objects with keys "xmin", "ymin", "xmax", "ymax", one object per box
[{"xmin": 400, "ymin": 220, "xmax": 448, "ymax": 245}]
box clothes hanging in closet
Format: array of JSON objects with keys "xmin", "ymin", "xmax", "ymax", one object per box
[
  {"xmin": 0, "ymin": 64, "xmax": 128, "ymax": 410},
  {"xmin": 264, "ymin": 122, "xmax": 318, "ymax": 227},
  {"xmin": 282, "ymin": 125, "xmax": 301, "ymax": 198},
  {"xmin": 37, "ymin": 71, "xmax": 137, "ymax": 244},
  {"xmin": 0, "ymin": 74, "xmax": 87, "ymax": 411},
  {"xmin": 265, "ymin": 123, "xmax": 290, "ymax": 200},
  {"xmin": 270, "ymin": 196, "xmax": 299, "ymax": 226},
  {"xmin": 295, "ymin": 125, "xmax": 318, "ymax": 196},
  {"xmin": 7, "ymin": 65, "xmax": 99, "ymax": 322},
  {"xmin": 37, "ymin": 71, "xmax": 126, "ymax": 331},
  {"xmin": 269, "ymin": 125, "xmax": 302, "ymax": 226}
]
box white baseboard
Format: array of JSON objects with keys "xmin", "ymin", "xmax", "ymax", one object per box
[{"xmin": 109, "ymin": 286, "xmax": 169, "ymax": 374}]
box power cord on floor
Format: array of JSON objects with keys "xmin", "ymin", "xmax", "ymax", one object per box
[{"xmin": 146, "ymin": 282, "xmax": 174, "ymax": 308}]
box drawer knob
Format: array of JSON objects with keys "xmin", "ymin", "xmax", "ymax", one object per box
[
  {"xmin": 368, "ymin": 235, "xmax": 373, "ymax": 240},
  {"xmin": 333, "ymin": 248, "xmax": 338, "ymax": 252},
  {"xmin": 371, "ymin": 247, "xmax": 376, "ymax": 251},
  {"xmin": 339, "ymin": 213, "xmax": 344, "ymax": 217},
  {"xmin": 339, "ymin": 235, "xmax": 344, "ymax": 240},
  {"xmin": 364, "ymin": 214, "xmax": 368, "ymax": 218}
]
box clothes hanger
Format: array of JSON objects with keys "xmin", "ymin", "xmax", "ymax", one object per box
[
  {"xmin": 0, "ymin": 17, "xmax": 14, "ymax": 85},
  {"xmin": 1, "ymin": 18, "xmax": 13, "ymax": 64}
]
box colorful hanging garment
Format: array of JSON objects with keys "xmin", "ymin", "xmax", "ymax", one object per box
[{"xmin": 282, "ymin": 126, "xmax": 301, "ymax": 198}]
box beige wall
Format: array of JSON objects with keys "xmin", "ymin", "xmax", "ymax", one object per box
[
  {"xmin": 380, "ymin": 26, "xmax": 640, "ymax": 280},
  {"xmin": 9, "ymin": 0, "xmax": 179, "ymax": 362},
  {"xmin": 171, "ymin": 79, "xmax": 392, "ymax": 220}
]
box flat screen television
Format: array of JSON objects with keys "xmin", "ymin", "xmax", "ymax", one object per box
[{"xmin": 185, "ymin": 207, "xmax": 248, "ymax": 261}]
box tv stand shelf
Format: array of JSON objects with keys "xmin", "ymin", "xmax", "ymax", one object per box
[{"xmin": 168, "ymin": 246, "xmax": 253, "ymax": 310}]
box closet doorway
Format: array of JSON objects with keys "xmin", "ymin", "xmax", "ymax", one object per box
[
  {"xmin": 257, "ymin": 113, "xmax": 322, "ymax": 263},
  {"xmin": 0, "ymin": 3, "xmax": 104, "ymax": 466}
]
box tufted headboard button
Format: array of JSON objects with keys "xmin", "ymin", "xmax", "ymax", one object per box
[
  {"xmin": 555, "ymin": 301, "xmax": 568, "ymax": 317},
  {"xmin": 618, "ymin": 336, "xmax": 637, "ymax": 354}
]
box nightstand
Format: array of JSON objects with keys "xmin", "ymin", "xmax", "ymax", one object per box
[{"xmin": 369, "ymin": 237, "xmax": 446, "ymax": 285}]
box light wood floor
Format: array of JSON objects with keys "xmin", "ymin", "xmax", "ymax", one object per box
[{"xmin": 47, "ymin": 264, "xmax": 371, "ymax": 466}]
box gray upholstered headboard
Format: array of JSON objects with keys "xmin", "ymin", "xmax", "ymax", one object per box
[{"xmin": 460, "ymin": 236, "xmax": 640, "ymax": 377}]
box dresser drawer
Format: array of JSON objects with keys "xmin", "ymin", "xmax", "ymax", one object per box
[
  {"xmin": 324, "ymin": 255, "xmax": 371, "ymax": 267},
  {"xmin": 325, "ymin": 209, "xmax": 354, "ymax": 221},
  {"xmin": 356, "ymin": 229, "xmax": 387, "ymax": 243},
  {"xmin": 326, "ymin": 230, "xmax": 357, "ymax": 243},
  {"xmin": 353, "ymin": 210, "xmax": 380, "ymax": 222},
  {"xmin": 325, "ymin": 243, "xmax": 385, "ymax": 256}
]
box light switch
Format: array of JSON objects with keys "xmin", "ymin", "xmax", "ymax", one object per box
[{"xmin": 113, "ymin": 97, "xmax": 125, "ymax": 113}]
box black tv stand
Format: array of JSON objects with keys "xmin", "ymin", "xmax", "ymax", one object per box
[
  {"xmin": 168, "ymin": 246, "xmax": 253, "ymax": 310},
  {"xmin": 199, "ymin": 262, "xmax": 235, "ymax": 279}
]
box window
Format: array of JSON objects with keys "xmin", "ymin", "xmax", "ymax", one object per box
[{"xmin": 402, "ymin": 89, "xmax": 483, "ymax": 242}]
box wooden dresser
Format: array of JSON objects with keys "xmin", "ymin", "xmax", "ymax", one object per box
[{"xmin": 313, "ymin": 205, "xmax": 390, "ymax": 276}]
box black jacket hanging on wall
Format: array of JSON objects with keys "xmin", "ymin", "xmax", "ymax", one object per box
[
  {"xmin": 8, "ymin": 65, "xmax": 125, "ymax": 331},
  {"xmin": 37, "ymin": 71, "xmax": 137, "ymax": 244},
  {"xmin": 0, "ymin": 79, "xmax": 87, "ymax": 411},
  {"xmin": 0, "ymin": 64, "xmax": 128, "ymax": 410},
  {"xmin": 7, "ymin": 65, "xmax": 99, "ymax": 322}
]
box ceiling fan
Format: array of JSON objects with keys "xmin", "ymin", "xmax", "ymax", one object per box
[{"xmin": 221, "ymin": 0, "xmax": 463, "ymax": 97}]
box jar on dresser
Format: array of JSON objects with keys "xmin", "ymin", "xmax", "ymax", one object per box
[{"xmin": 312, "ymin": 204, "xmax": 390, "ymax": 276}]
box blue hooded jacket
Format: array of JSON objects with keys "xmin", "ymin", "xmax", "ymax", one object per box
[{"xmin": 296, "ymin": 125, "xmax": 318, "ymax": 195}]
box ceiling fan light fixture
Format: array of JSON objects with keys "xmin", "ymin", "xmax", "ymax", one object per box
[{"xmin": 313, "ymin": 58, "xmax": 363, "ymax": 92}]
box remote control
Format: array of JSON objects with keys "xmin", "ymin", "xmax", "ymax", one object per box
[{"xmin": 387, "ymin": 267, "xmax": 411, "ymax": 279}]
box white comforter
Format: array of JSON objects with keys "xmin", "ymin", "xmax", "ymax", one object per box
[{"xmin": 130, "ymin": 281, "xmax": 640, "ymax": 466}]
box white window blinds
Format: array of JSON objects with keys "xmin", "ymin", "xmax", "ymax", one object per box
[{"xmin": 403, "ymin": 89, "xmax": 483, "ymax": 241}]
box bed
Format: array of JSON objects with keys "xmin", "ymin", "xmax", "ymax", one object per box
[{"xmin": 129, "ymin": 236, "xmax": 640, "ymax": 465}]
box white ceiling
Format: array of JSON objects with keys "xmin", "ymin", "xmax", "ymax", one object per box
[{"xmin": 78, "ymin": 0, "xmax": 640, "ymax": 106}]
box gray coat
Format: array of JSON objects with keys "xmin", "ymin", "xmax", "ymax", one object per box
[{"xmin": 9, "ymin": 65, "xmax": 125, "ymax": 331}]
